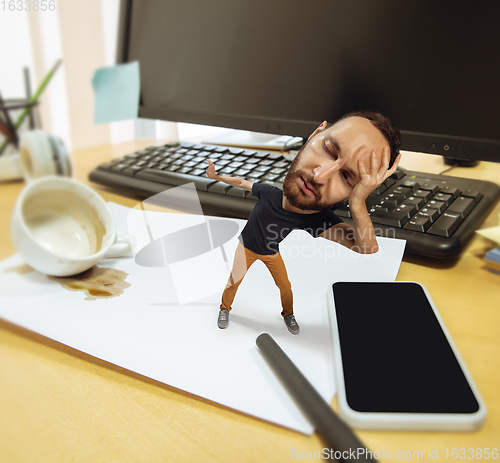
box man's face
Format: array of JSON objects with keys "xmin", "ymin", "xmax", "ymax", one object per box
[{"xmin": 282, "ymin": 116, "xmax": 388, "ymax": 211}]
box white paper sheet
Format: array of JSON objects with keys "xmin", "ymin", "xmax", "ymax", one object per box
[{"xmin": 0, "ymin": 202, "xmax": 406, "ymax": 434}]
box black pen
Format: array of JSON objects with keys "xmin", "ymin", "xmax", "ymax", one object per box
[{"xmin": 256, "ymin": 333, "xmax": 377, "ymax": 463}]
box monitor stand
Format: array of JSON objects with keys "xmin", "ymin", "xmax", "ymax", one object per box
[{"xmin": 202, "ymin": 129, "xmax": 302, "ymax": 151}]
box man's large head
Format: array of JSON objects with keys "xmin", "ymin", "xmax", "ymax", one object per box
[{"xmin": 282, "ymin": 110, "xmax": 401, "ymax": 212}]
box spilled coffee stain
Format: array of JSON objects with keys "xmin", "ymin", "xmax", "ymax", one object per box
[
  {"xmin": 4, "ymin": 263, "xmax": 35, "ymax": 275},
  {"xmin": 48, "ymin": 266, "xmax": 131, "ymax": 301}
]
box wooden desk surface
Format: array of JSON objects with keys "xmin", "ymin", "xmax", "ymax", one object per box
[{"xmin": 1, "ymin": 141, "xmax": 499, "ymax": 462}]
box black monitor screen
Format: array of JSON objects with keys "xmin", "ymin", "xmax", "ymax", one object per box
[{"xmin": 122, "ymin": 0, "xmax": 500, "ymax": 162}]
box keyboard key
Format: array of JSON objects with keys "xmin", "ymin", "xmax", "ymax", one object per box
[
  {"xmin": 419, "ymin": 182, "xmax": 441, "ymax": 195},
  {"xmin": 213, "ymin": 160, "xmax": 229, "ymax": 168},
  {"xmin": 389, "ymin": 169, "xmax": 405, "ymax": 180},
  {"xmin": 447, "ymin": 196, "xmax": 475, "ymax": 218},
  {"xmin": 233, "ymin": 169, "xmax": 251, "ymax": 177},
  {"xmin": 379, "ymin": 199, "xmax": 398, "ymax": 209},
  {"xmin": 373, "ymin": 203, "xmax": 390, "ymax": 212},
  {"xmin": 428, "ymin": 212, "xmax": 463, "ymax": 237},
  {"xmin": 227, "ymin": 187, "xmax": 248, "ymax": 198},
  {"xmin": 189, "ymin": 168, "xmax": 206, "ymax": 176},
  {"xmin": 334, "ymin": 201, "xmax": 351, "ymax": 218},
  {"xmin": 370, "ymin": 208, "xmax": 409, "ymax": 227},
  {"xmin": 220, "ymin": 166, "xmax": 236, "ymax": 175},
  {"xmin": 392, "ymin": 186, "xmax": 414, "ymax": 198},
  {"xmin": 402, "ymin": 196, "xmax": 426, "ymax": 210},
  {"xmin": 417, "ymin": 207, "xmax": 440, "ymax": 223},
  {"xmin": 228, "ymin": 161, "xmax": 244, "ymax": 168},
  {"xmin": 247, "ymin": 171, "xmax": 265, "ymax": 180},
  {"xmin": 135, "ymin": 168, "xmax": 217, "ymax": 191},
  {"xmin": 207, "ymin": 182, "xmax": 231, "ymax": 194},
  {"xmin": 274, "ymin": 161, "xmax": 289, "ymax": 168},
  {"xmin": 382, "ymin": 193, "xmax": 406, "ymax": 206},
  {"xmin": 426, "ymin": 200, "xmax": 447, "ymax": 214},
  {"xmin": 462, "ymin": 189, "xmax": 483, "ymax": 203},
  {"xmin": 433, "ymin": 192, "xmax": 453, "ymax": 206},
  {"xmin": 201, "ymin": 145, "xmax": 218, "ymax": 152},
  {"xmin": 371, "ymin": 183, "xmax": 388, "ymax": 195},
  {"xmin": 413, "ymin": 189, "xmax": 433, "ymax": 201},
  {"xmin": 262, "ymin": 173, "xmax": 280, "ymax": 181},
  {"xmin": 183, "ymin": 161, "xmax": 198, "ymax": 168},
  {"xmin": 402, "ymin": 179, "xmax": 420, "ymax": 189},
  {"xmin": 440, "ymin": 186, "xmax": 461, "ymax": 198},
  {"xmin": 366, "ymin": 194, "xmax": 380, "ymax": 208},
  {"xmin": 123, "ymin": 165, "xmax": 144, "ymax": 176},
  {"xmin": 383, "ymin": 178, "xmax": 396, "ymax": 189},
  {"xmin": 404, "ymin": 216, "xmax": 432, "ymax": 232},
  {"xmin": 395, "ymin": 203, "xmax": 418, "ymax": 218},
  {"xmin": 111, "ymin": 163, "xmax": 132, "ymax": 172}
]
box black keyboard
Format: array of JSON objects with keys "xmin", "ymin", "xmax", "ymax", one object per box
[{"xmin": 89, "ymin": 141, "xmax": 500, "ymax": 258}]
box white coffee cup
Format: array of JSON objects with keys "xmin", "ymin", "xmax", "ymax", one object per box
[{"xmin": 11, "ymin": 176, "xmax": 130, "ymax": 277}]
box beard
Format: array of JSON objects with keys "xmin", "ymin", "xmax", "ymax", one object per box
[{"xmin": 282, "ymin": 151, "xmax": 342, "ymax": 211}]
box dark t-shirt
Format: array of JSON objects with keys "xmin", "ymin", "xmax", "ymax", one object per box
[{"xmin": 239, "ymin": 183, "xmax": 343, "ymax": 255}]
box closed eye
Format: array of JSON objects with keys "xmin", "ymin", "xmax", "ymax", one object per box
[
  {"xmin": 342, "ymin": 171, "xmax": 352, "ymax": 187},
  {"xmin": 323, "ymin": 141, "xmax": 337, "ymax": 159}
]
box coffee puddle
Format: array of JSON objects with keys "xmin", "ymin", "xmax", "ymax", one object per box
[
  {"xmin": 48, "ymin": 266, "xmax": 131, "ymax": 301},
  {"xmin": 4, "ymin": 263, "xmax": 35, "ymax": 275},
  {"xmin": 4, "ymin": 264, "xmax": 130, "ymax": 301}
]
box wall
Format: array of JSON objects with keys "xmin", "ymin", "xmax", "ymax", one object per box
[{"xmin": 0, "ymin": 0, "xmax": 179, "ymax": 153}]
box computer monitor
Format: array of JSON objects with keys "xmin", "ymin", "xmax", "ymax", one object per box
[{"xmin": 118, "ymin": 0, "xmax": 500, "ymax": 164}]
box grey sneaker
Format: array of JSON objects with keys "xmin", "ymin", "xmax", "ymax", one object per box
[
  {"xmin": 284, "ymin": 314, "xmax": 300, "ymax": 335},
  {"xmin": 218, "ymin": 309, "xmax": 229, "ymax": 329}
]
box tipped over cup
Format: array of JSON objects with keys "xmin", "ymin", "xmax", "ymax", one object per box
[{"xmin": 11, "ymin": 176, "xmax": 131, "ymax": 277}]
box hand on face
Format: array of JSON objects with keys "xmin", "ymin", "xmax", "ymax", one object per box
[{"xmin": 349, "ymin": 147, "xmax": 401, "ymax": 206}]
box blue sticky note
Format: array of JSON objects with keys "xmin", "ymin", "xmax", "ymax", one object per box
[{"xmin": 92, "ymin": 61, "xmax": 140, "ymax": 124}]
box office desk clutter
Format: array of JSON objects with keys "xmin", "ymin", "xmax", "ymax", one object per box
[
  {"xmin": 10, "ymin": 177, "xmax": 131, "ymax": 277},
  {"xmin": 476, "ymin": 213, "xmax": 500, "ymax": 273},
  {"xmin": 0, "ymin": 201, "xmax": 405, "ymax": 434},
  {"xmin": 0, "ymin": 61, "xmax": 69, "ymax": 183},
  {"xmin": 92, "ymin": 62, "xmax": 140, "ymax": 124}
]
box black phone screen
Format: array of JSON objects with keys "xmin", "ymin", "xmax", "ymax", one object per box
[{"xmin": 332, "ymin": 282, "xmax": 479, "ymax": 414}]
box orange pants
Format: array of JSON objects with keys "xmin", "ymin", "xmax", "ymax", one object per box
[{"xmin": 220, "ymin": 242, "xmax": 293, "ymax": 317}]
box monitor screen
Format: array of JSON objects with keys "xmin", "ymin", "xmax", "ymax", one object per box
[{"xmin": 120, "ymin": 0, "xmax": 500, "ymax": 163}]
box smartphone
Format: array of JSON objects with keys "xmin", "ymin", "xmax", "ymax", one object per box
[{"xmin": 328, "ymin": 281, "xmax": 486, "ymax": 431}]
